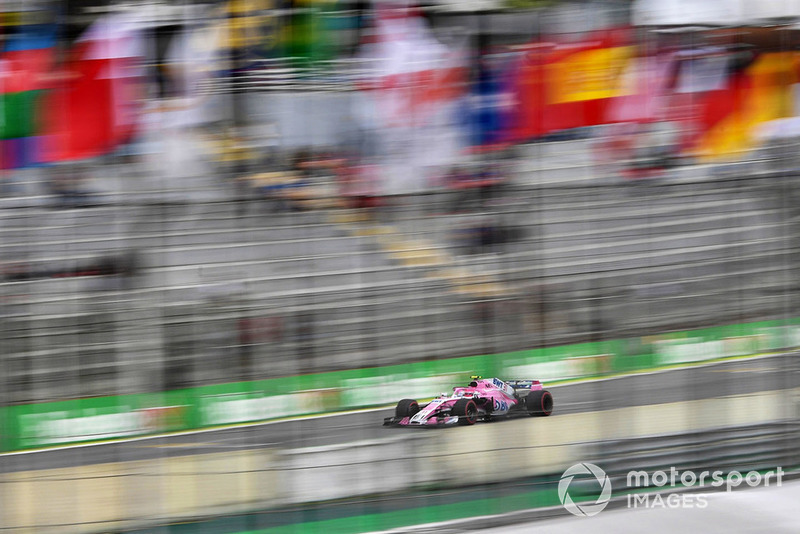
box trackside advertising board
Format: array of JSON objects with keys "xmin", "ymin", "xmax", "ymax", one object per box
[
  {"xmin": 1, "ymin": 318, "xmax": 798, "ymax": 451},
  {"xmin": 2, "ymin": 390, "xmax": 195, "ymax": 451}
]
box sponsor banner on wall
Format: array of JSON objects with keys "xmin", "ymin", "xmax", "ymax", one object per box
[
  {"xmin": 4, "ymin": 391, "xmax": 192, "ymax": 450},
  {"xmin": 651, "ymin": 320, "xmax": 800, "ymax": 366}
]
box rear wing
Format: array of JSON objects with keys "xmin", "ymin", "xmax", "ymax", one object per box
[{"xmin": 505, "ymin": 379, "xmax": 542, "ymax": 392}]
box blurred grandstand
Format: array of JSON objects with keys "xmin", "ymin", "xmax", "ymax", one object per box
[
  {"xmin": 2, "ymin": 144, "xmax": 799, "ymax": 403},
  {"xmin": 0, "ymin": 0, "xmax": 798, "ymax": 401}
]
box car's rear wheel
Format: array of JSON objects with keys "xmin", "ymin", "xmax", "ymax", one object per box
[
  {"xmin": 453, "ymin": 398, "xmax": 478, "ymax": 425},
  {"xmin": 526, "ymin": 390, "xmax": 553, "ymax": 416},
  {"xmin": 396, "ymin": 399, "xmax": 420, "ymax": 418}
]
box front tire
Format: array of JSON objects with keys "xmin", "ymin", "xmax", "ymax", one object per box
[
  {"xmin": 526, "ymin": 390, "xmax": 553, "ymax": 416},
  {"xmin": 396, "ymin": 399, "xmax": 420, "ymax": 418},
  {"xmin": 453, "ymin": 398, "xmax": 478, "ymax": 425}
]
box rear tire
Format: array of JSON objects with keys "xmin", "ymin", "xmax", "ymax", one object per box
[
  {"xmin": 396, "ymin": 399, "xmax": 420, "ymax": 418},
  {"xmin": 526, "ymin": 390, "xmax": 553, "ymax": 416},
  {"xmin": 453, "ymin": 398, "xmax": 478, "ymax": 425}
]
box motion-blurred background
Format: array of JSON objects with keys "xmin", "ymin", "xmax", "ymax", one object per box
[{"xmin": 0, "ymin": 0, "xmax": 799, "ymax": 532}]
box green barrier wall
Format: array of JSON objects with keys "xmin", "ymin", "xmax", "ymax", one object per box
[{"xmin": 2, "ymin": 317, "xmax": 799, "ymax": 451}]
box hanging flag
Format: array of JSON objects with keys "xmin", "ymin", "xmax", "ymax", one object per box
[
  {"xmin": 153, "ymin": 21, "xmax": 226, "ymax": 128},
  {"xmin": 0, "ymin": 15, "xmax": 55, "ymax": 170},
  {"xmin": 42, "ymin": 12, "xmax": 145, "ymax": 163},
  {"xmin": 354, "ymin": 1, "xmax": 468, "ymax": 193},
  {"xmin": 463, "ymin": 52, "xmax": 517, "ymax": 148},
  {"xmin": 510, "ymin": 28, "xmax": 634, "ymax": 141},
  {"xmin": 605, "ymin": 53, "xmax": 673, "ymax": 125},
  {"xmin": 689, "ymin": 51, "xmax": 798, "ymax": 159},
  {"xmin": 277, "ymin": 0, "xmax": 342, "ymax": 67}
]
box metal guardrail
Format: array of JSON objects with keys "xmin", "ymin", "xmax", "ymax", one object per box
[{"xmin": 588, "ymin": 421, "xmax": 800, "ymax": 490}]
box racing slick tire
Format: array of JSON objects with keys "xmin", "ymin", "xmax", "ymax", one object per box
[
  {"xmin": 395, "ymin": 399, "xmax": 420, "ymax": 418},
  {"xmin": 526, "ymin": 390, "xmax": 553, "ymax": 416},
  {"xmin": 453, "ymin": 398, "xmax": 478, "ymax": 425}
]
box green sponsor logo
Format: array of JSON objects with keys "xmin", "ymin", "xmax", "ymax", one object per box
[
  {"xmin": 11, "ymin": 403, "xmax": 188, "ymax": 449},
  {"xmin": 20, "ymin": 409, "xmax": 142, "ymax": 447},
  {"xmin": 198, "ymin": 389, "xmax": 341, "ymax": 426}
]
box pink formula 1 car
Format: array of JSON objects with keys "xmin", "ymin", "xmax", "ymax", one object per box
[{"xmin": 383, "ymin": 376, "xmax": 553, "ymax": 427}]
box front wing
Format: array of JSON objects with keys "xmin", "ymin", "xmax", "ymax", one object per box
[{"xmin": 383, "ymin": 415, "xmax": 461, "ymax": 427}]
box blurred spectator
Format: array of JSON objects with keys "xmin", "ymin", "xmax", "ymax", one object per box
[
  {"xmin": 596, "ymin": 121, "xmax": 683, "ymax": 180},
  {"xmin": 90, "ymin": 250, "xmax": 141, "ymax": 291},
  {"xmin": 2, "ymin": 251, "xmax": 140, "ymax": 286},
  {"xmin": 49, "ymin": 166, "xmax": 100, "ymax": 208},
  {"xmin": 453, "ymin": 216, "xmax": 522, "ymax": 255},
  {"xmin": 246, "ymin": 150, "xmax": 345, "ymax": 214},
  {"xmin": 292, "ymin": 150, "xmax": 314, "ymax": 178},
  {"xmin": 339, "ymin": 160, "xmax": 383, "ymax": 213},
  {"xmin": 521, "ymin": 283, "xmax": 573, "ymax": 338},
  {"xmin": 1, "ymin": 261, "xmax": 32, "ymax": 282},
  {"xmin": 294, "ymin": 311, "xmax": 316, "ymax": 370},
  {"xmin": 237, "ymin": 316, "xmax": 284, "ymax": 378},
  {"xmin": 446, "ymin": 164, "xmax": 507, "ymax": 213}
]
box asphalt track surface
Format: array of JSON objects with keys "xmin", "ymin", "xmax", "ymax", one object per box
[{"xmin": 1, "ymin": 352, "xmax": 798, "ymax": 475}]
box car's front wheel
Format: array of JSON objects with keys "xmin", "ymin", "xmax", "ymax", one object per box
[
  {"xmin": 453, "ymin": 398, "xmax": 478, "ymax": 425},
  {"xmin": 526, "ymin": 390, "xmax": 553, "ymax": 416},
  {"xmin": 395, "ymin": 399, "xmax": 420, "ymax": 418}
]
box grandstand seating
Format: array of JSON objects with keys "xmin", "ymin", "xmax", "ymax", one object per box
[{"xmin": 1, "ymin": 149, "xmax": 798, "ymax": 403}]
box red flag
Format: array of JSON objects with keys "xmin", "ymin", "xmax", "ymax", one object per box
[{"xmin": 42, "ymin": 14, "xmax": 143, "ymax": 162}]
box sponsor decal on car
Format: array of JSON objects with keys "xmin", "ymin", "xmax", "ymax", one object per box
[{"xmin": 493, "ymin": 399, "xmax": 509, "ymax": 412}]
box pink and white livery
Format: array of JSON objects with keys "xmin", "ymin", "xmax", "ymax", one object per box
[{"xmin": 383, "ymin": 376, "xmax": 553, "ymax": 427}]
